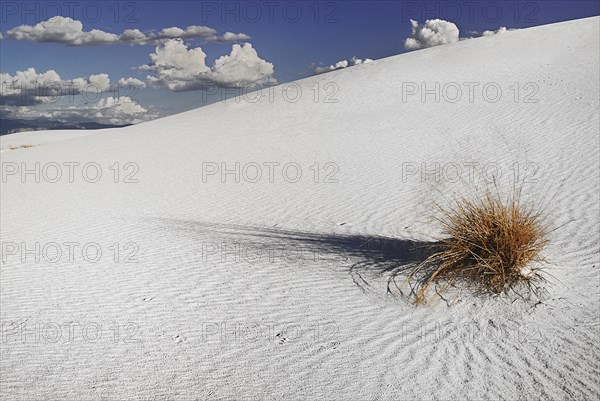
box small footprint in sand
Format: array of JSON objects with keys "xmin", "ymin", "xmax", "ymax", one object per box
[
  {"xmin": 172, "ymin": 334, "xmax": 185, "ymax": 344},
  {"xmin": 275, "ymin": 332, "xmax": 288, "ymax": 345}
]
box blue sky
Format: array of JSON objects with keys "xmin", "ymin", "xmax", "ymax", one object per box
[{"xmin": 0, "ymin": 0, "xmax": 598, "ymax": 129}]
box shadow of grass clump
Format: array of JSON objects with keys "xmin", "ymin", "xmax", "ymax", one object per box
[{"xmin": 153, "ymin": 219, "xmax": 441, "ymax": 300}]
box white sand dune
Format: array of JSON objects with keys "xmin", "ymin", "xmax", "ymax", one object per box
[{"xmin": 1, "ymin": 17, "xmax": 599, "ymax": 400}]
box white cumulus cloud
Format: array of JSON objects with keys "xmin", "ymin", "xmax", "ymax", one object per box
[
  {"xmin": 6, "ymin": 16, "xmax": 250, "ymax": 46},
  {"xmin": 0, "ymin": 67, "xmax": 156, "ymax": 129},
  {"xmin": 89, "ymin": 96, "xmax": 152, "ymax": 124},
  {"xmin": 0, "ymin": 68, "xmax": 149, "ymax": 106},
  {"xmin": 87, "ymin": 74, "xmax": 111, "ymax": 91},
  {"xmin": 314, "ymin": 56, "xmax": 373, "ymax": 74},
  {"xmin": 7, "ymin": 17, "xmax": 119, "ymax": 45},
  {"xmin": 120, "ymin": 28, "xmax": 147, "ymax": 42},
  {"xmin": 1, "ymin": 96, "xmax": 155, "ymax": 126},
  {"xmin": 404, "ymin": 19, "xmax": 460, "ymax": 50},
  {"xmin": 117, "ymin": 77, "xmax": 147, "ymax": 89},
  {"xmin": 207, "ymin": 32, "xmax": 252, "ymax": 43},
  {"xmin": 142, "ymin": 39, "xmax": 276, "ymax": 91},
  {"xmin": 482, "ymin": 27, "xmax": 508, "ymax": 36},
  {"xmin": 465, "ymin": 27, "xmax": 512, "ymax": 38},
  {"xmin": 158, "ymin": 25, "xmax": 216, "ymax": 39},
  {"xmin": 1, "ymin": 68, "xmax": 112, "ymax": 105}
]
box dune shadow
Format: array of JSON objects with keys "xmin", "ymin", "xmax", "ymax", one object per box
[{"xmin": 152, "ymin": 219, "xmax": 443, "ymax": 298}]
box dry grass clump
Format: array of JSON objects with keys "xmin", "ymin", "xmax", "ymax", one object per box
[
  {"xmin": 409, "ymin": 184, "xmax": 549, "ymax": 305},
  {"xmin": 8, "ymin": 144, "xmax": 34, "ymax": 150}
]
